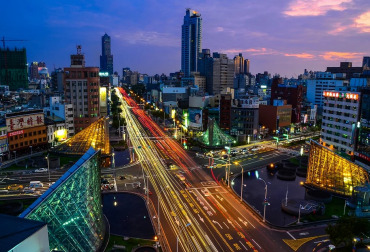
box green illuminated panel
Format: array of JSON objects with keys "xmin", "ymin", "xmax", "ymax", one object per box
[{"xmin": 20, "ymin": 148, "xmax": 105, "ymax": 252}]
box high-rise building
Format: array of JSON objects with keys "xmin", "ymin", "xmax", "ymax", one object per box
[
  {"xmin": 0, "ymin": 48, "xmax": 28, "ymax": 91},
  {"xmin": 320, "ymin": 91, "xmax": 360, "ymax": 155},
  {"xmin": 244, "ymin": 59, "xmax": 250, "ymax": 74},
  {"xmin": 363, "ymin": 56, "xmax": 370, "ymax": 69},
  {"xmin": 234, "ymin": 53, "xmax": 244, "ymax": 75},
  {"xmin": 64, "ymin": 46, "xmax": 100, "ymax": 133},
  {"xmin": 354, "ymin": 87, "xmax": 370, "ymax": 170},
  {"xmin": 198, "ymin": 50, "xmax": 234, "ymax": 95},
  {"xmin": 181, "ymin": 9, "xmax": 202, "ymax": 77},
  {"xmin": 100, "ymin": 33, "xmax": 113, "ymax": 75}
]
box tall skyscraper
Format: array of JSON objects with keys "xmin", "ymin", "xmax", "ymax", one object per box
[
  {"xmin": 181, "ymin": 9, "xmax": 202, "ymax": 77},
  {"xmin": 363, "ymin": 56, "xmax": 370, "ymax": 69},
  {"xmin": 198, "ymin": 50, "xmax": 234, "ymax": 95},
  {"xmin": 100, "ymin": 33, "xmax": 113, "ymax": 75},
  {"xmin": 64, "ymin": 45, "xmax": 100, "ymax": 133},
  {"xmin": 234, "ymin": 53, "xmax": 244, "ymax": 75},
  {"xmin": 244, "ymin": 59, "xmax": 250, "ymax": 74}
]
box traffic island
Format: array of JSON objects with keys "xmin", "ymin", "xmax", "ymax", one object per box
[{"xmin": 277, "ymin": 169, "xmax": 296, "ymax": 181}]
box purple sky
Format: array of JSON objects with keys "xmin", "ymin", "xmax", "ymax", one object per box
[{"xmin": 2, "ymin": 0, "xmax": 370, "ymax": 77}]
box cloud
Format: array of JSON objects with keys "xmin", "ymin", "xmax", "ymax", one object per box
[
  {"xmin": 284, "ymin": 53, "xmax": 315, "ymax": 59},
  {"xmin": 114, "ymin": 31, "xmax": 179, "ymax": 47},
  {"xmin": 284, "ymin": 0, "xmax": 352, "ymax": 16},
  {"xmin": 221, "ymin": 47, "xmax": 279, "ymax": 56},
  {"xmin": 216, "ymin": 27, "xmax": 224, "ymax": 32},
  {"xmin": 319, "ymin": 51, "xmax": 363, "ymax": 60},
  {"xmin": 354, "ymin": 11, "xmax": 370, "ymax": 32}
]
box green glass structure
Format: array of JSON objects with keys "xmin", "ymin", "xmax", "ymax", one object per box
[
  {"xmin": 20, "ymin": 147, "xmax": 106, "ymax": 252},
  {"xmin": 200, "ymin": 118, "xmax": 235, "ymax": 147}
]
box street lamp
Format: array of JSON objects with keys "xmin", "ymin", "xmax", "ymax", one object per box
[
  {"xmin": 258, "ymin": 178, "xmax": 268, "ymax": 222},
  {"xmin": 13, "ymin": 151, "xmax": 16, "ymax": 160},
  {"xmin": 29, "ymin": 145, "xmax": 32, "ymax": 155},
  {"xmin": 234, "ymin": 162, "xmax": 245, "ymax": 202},
  {"xmin": 297, "ymin": 204, "xmax": 304, "ymax": 224},
  {"xmin": 45, "ymin": 154, "xmax": 51, "ymax": 182},
  {"xmin": 177, "ymin": 223, "xmax": 191, "ymax": 252}
]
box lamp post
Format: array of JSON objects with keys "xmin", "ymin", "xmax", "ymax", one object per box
[
  {"xmin": 29, "ymin": 145, "xmax": 32, "ymax": 155},
  {"xmin": 13, "ymin": 151, "xmax": 16, "ymax": 160},
  {"xmin": 258, "ymin": 178, "xmax": 268, "ymax": 222},
  {"xmin": 177, "ymin": 223, "xmax": 191, "ymax": 252},
  {"xmin": 45, "ymin": 154, "xmax": 51, "ymax": 182},
  {"xmin": 298, "ymin": 204, "xmax": 304, "ymax": 224},
  {"xmin": 234, "ymin": 162, "xmax": 245, "ymax": 202}
]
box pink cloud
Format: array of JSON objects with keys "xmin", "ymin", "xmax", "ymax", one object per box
[
  {"xmin": 354, "ymin": 11, "xmax": 370, "ymax": 32},
  {"xmin": 284, "ymin": 53, "xmax": 315, "ymax": 59},
  {"xmin": 222, "ymin": 47, "xmax": 278, "ymax": 56},
  {"xmin": 284, "ymin": 0, "xmax": 352, "ymax": 16},
  {"xmin": 319, "ymin": 51, "xmax": 363, "ymax": 61}
]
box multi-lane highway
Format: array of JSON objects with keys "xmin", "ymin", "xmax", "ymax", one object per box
[{"xmin": 116, "ymin": 87, "xmax": 302, "ymax": 252}]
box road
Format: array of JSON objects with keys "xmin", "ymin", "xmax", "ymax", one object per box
[{"xmin": 117, "ymin": 87, "xmax": 298, "ymax": 252}]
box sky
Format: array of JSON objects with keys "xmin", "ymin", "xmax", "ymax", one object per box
[{"xmin": 1, "ymin": 0, "xmax": 370, "ymax": 77}]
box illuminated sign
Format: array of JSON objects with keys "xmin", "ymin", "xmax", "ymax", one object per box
[
  {"xmin": 100, "ymin": 87, "xmax": 107, "ymax": 106},
  {"xmin": 323, "ymin": 91, "xmax": 359, "ymax": 100},
  {"xmin": 6, "ymin": 113, "xmax": 44, "ymax": 132},
  {"xmin": 99, "ymin": 72, "xmax": 109, "ymax": 77},
  {"xmin": 8, "ymin": 130, "xmax": 24, "ymax": 137},
  {"xmin": 54, "ymin": 129, "xmax": 67, "ymax": 141}
]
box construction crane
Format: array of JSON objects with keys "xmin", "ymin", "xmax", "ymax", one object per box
[{"xmin": 1, "ymin": 36, "xmax": 27, "ymax": 49}]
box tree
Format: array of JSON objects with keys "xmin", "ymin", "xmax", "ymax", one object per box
[{"xmin": 326, "ymin": 216, "xmax": 370, "ymax": 247}]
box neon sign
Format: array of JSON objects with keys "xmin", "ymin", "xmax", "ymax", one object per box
[{"xmin": 323, "ymin": 91, "xmax": 359, "ymax": 100}]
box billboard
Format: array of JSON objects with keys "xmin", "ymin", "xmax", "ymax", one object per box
[
  {"xmin": 188, "ymin": 108, "xmax": 202, "ymax": 129},
  {"xmin": 6, "ymin": 113, "xmax": 44, "ymax": 132}
]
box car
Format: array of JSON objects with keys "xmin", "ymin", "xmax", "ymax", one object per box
[
  {"xmin": 7, "ymin": 184, "xmax": 23, "ymax": 191},
  {"xmin": 34, "ymin": 168, "xmax": 48, "ymax": 173},
  {"xmin": 201, "ymin": 189, "xmax": 210, "ymax": 197},
  {"xmin": 23, "ymin": 187, "xmax": 36, "ymax": 194},
  {"xmin": 230, "ymin": 150, "xmax": 238, "ymax": 154},
  {"xmin": 221, "ymin": 155, "xmax": 229, "ymax": 160}
]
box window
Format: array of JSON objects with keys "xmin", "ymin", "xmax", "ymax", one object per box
[
  {"xmin": 38, "ymin": 138, "xmax": 42, "ymax": 142},
  {"xmin": 43, "ymin": 130, "xmax": 46, "ymax": 134},
  {"xmin": 24, "ymin": 133, "xmax": 27, "ymax": 137},
  {"xmin": 10, "ymin": 136, "xmax": 13, "ymax": 141},
  {"xmin": 38, "ymin": 131, "xmax": 41, "ymax": 134},
  {"xmin": 25, "ymin": 141, "xmax": 28, "ymax": 145},
  {"xmin": 15, "ymin": 135, "xmax": 18, "ymax": 140}
]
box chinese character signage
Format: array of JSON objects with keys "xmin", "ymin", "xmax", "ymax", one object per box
[
  {"xmin": 8, "ymin": 130, "xmax": 24, "ymax": 137},
  {"xmin": 323, "ymin": 91, "xmax": 359, "ymax": 100},
  {"xmin": 6, "ymin": 113, "xmax": 44, "ymax": 132}
]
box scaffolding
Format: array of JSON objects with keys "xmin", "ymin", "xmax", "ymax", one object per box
[
  {"xmin": 55, "ymin": 117, "xmax": 110, "ymax": 156},
  {"xmin": 306, "ymin": 140, "xmax": 369, "ymax": 196}
]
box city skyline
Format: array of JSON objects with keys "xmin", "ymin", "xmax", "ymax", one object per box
[{"xmin": 2, "ymin": 0, "xmax": 370, "ymax": 77}]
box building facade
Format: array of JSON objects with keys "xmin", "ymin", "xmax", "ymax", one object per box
[
  {"xmin": 6, "ymin": 110, "xmax": 47, "ymax": 154},
  {"xmin": 270, "ymin": 77, "xmax": 305, "ymax": 124},
  {"xmin": 355, "ymin": 87, "xmax": 370, "ymax": 170},
  {"xmin": 219, "ymin": 94, "xmax": 232, "ymax": 132},
  {"xmin": 0, "ymin": 48, "xmax": 28, "ymax": 91},
  {"xmin": 64, "ymin": 46, "xmax": 100, "ymax": 133},
  {"xmin": 181, "ymin": 9, "xmax": 202, "ymax": 77},
  {"xmin": 259, "ymin": 103, "xmax": 292, "ymax": 134},
  {"xmin": 306, "ymin": 72, "xmax": 348, "ymax": 108},
  {"xmin": 198, "ymin": 50, "xmax": 234, "ymax": 95},
  {"xmin": 326, "ymin": 62, "xmax": 363, "ymax": 79},
  {"xmin": 100, "ymin": 33, "xmax": 113, "ymax": 75},
  {"xmin": 320, "ymin": 91, "xmax": 360, "ymax": 155},
  {"xmin": 230, "ymin": 99, "xmax": 259, "ymax": 138}
]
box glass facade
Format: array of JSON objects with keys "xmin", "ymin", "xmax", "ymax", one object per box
[
  {"xmin": 20, "ymin": 147, "xmax": 106, "ymax": 252},
  {"xmin": 306, "ymin": 141, "xmax": 369, "ymax": 196},
  {"xmin": 356, "ymin": 88, "xmax": 370, "ymax": 166}
]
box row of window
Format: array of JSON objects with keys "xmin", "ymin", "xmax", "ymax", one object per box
[
  {"xmin": 326, "ymin": 97, "xmax": 357, "ymax": 103},
  {"xmin": 322, "ymin": 130, "xmax": 349, "ymax": 139},
  {"xmin": 322, "ymin": 123, "xmax": 350, "ymax": 131},
  {"xmin": 9, "ymin": 130, "xmax": 46, "ymax": 141},
  {"xmin": 67, "ymin": 71, "xmax": 98, "ymax": 78},
  {"xmin": 10, "ymin": 138, "xmax": 47, "ymax": 149}
]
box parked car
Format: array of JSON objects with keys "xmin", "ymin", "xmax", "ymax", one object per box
[
  {"xmin": 7, "ymin": 184, "xmax": 23, "ymax": 191},
  {"xmin": 34, "ymin": 168, "xmax": 48, "ymax": 173}
]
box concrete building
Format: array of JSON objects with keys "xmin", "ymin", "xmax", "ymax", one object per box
[
  {"xmin": 100, "ymin": 33, "xmax": 114, "ymax": 75},
  {"xmin": 259, "ymin": 102, "xmax": 292, "ymax": 134},
  {"xmin": 306, "ymin": 72, "xmax": 348, "ymax": 108},
  {"xmin": 0, "ymin": 48, "xmax": 28, "ymax": 91},
  {"xmin": 181, "ymin": 72, "xmax": 206, "ymax": 94},
  {"xmin": 234, "ymin": 53, "xmax": 244, "ymax": 75},
  {"xmin": 51, "ymin": 68, "xmax": 64, "ymax": 93},
  {"xmin": 0, "ymin": 125, "xmax": 8, "ymax": 159},
  {"xmin": 355, "ymin": 87, "xmax": 370, "ymax": 170},
  {"xmin": 6, "ymin": 109, "xmax": 48, "ymax": 155},
  {"xmin": 230, "ymin": 98, "xmax": 259, "ymax": 139},
  {"xmin": 46, "ymin": 96, "xmax": 75, "ymax": 138},
  {"xmin": 198, "ymin": 50, "xmax": 234, "ymax": 95},
  {"xmin": 320, "ymin": 91, "xmax": 360, "ymax": 155},
  {"xmin": 363, "ymin": 56, "xmax": 370, "ymax": 69},
  {"xmin": 270, "ymin": 77, "xmax": 305, "ymax": 124},
  {"xmin": 181, "ymin": 9, "xmax": 202, "ymax": 77},
  {"xmin": 326, "ymin": 62, "xmax": 363, "ymax": 79},
  {"xmin": 64, "ymin": 46, "xmax": 100, "ymax": 133},
  {"xmin": 219, "ymin": 94, "xmax": 232, "ymax": 132}
]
